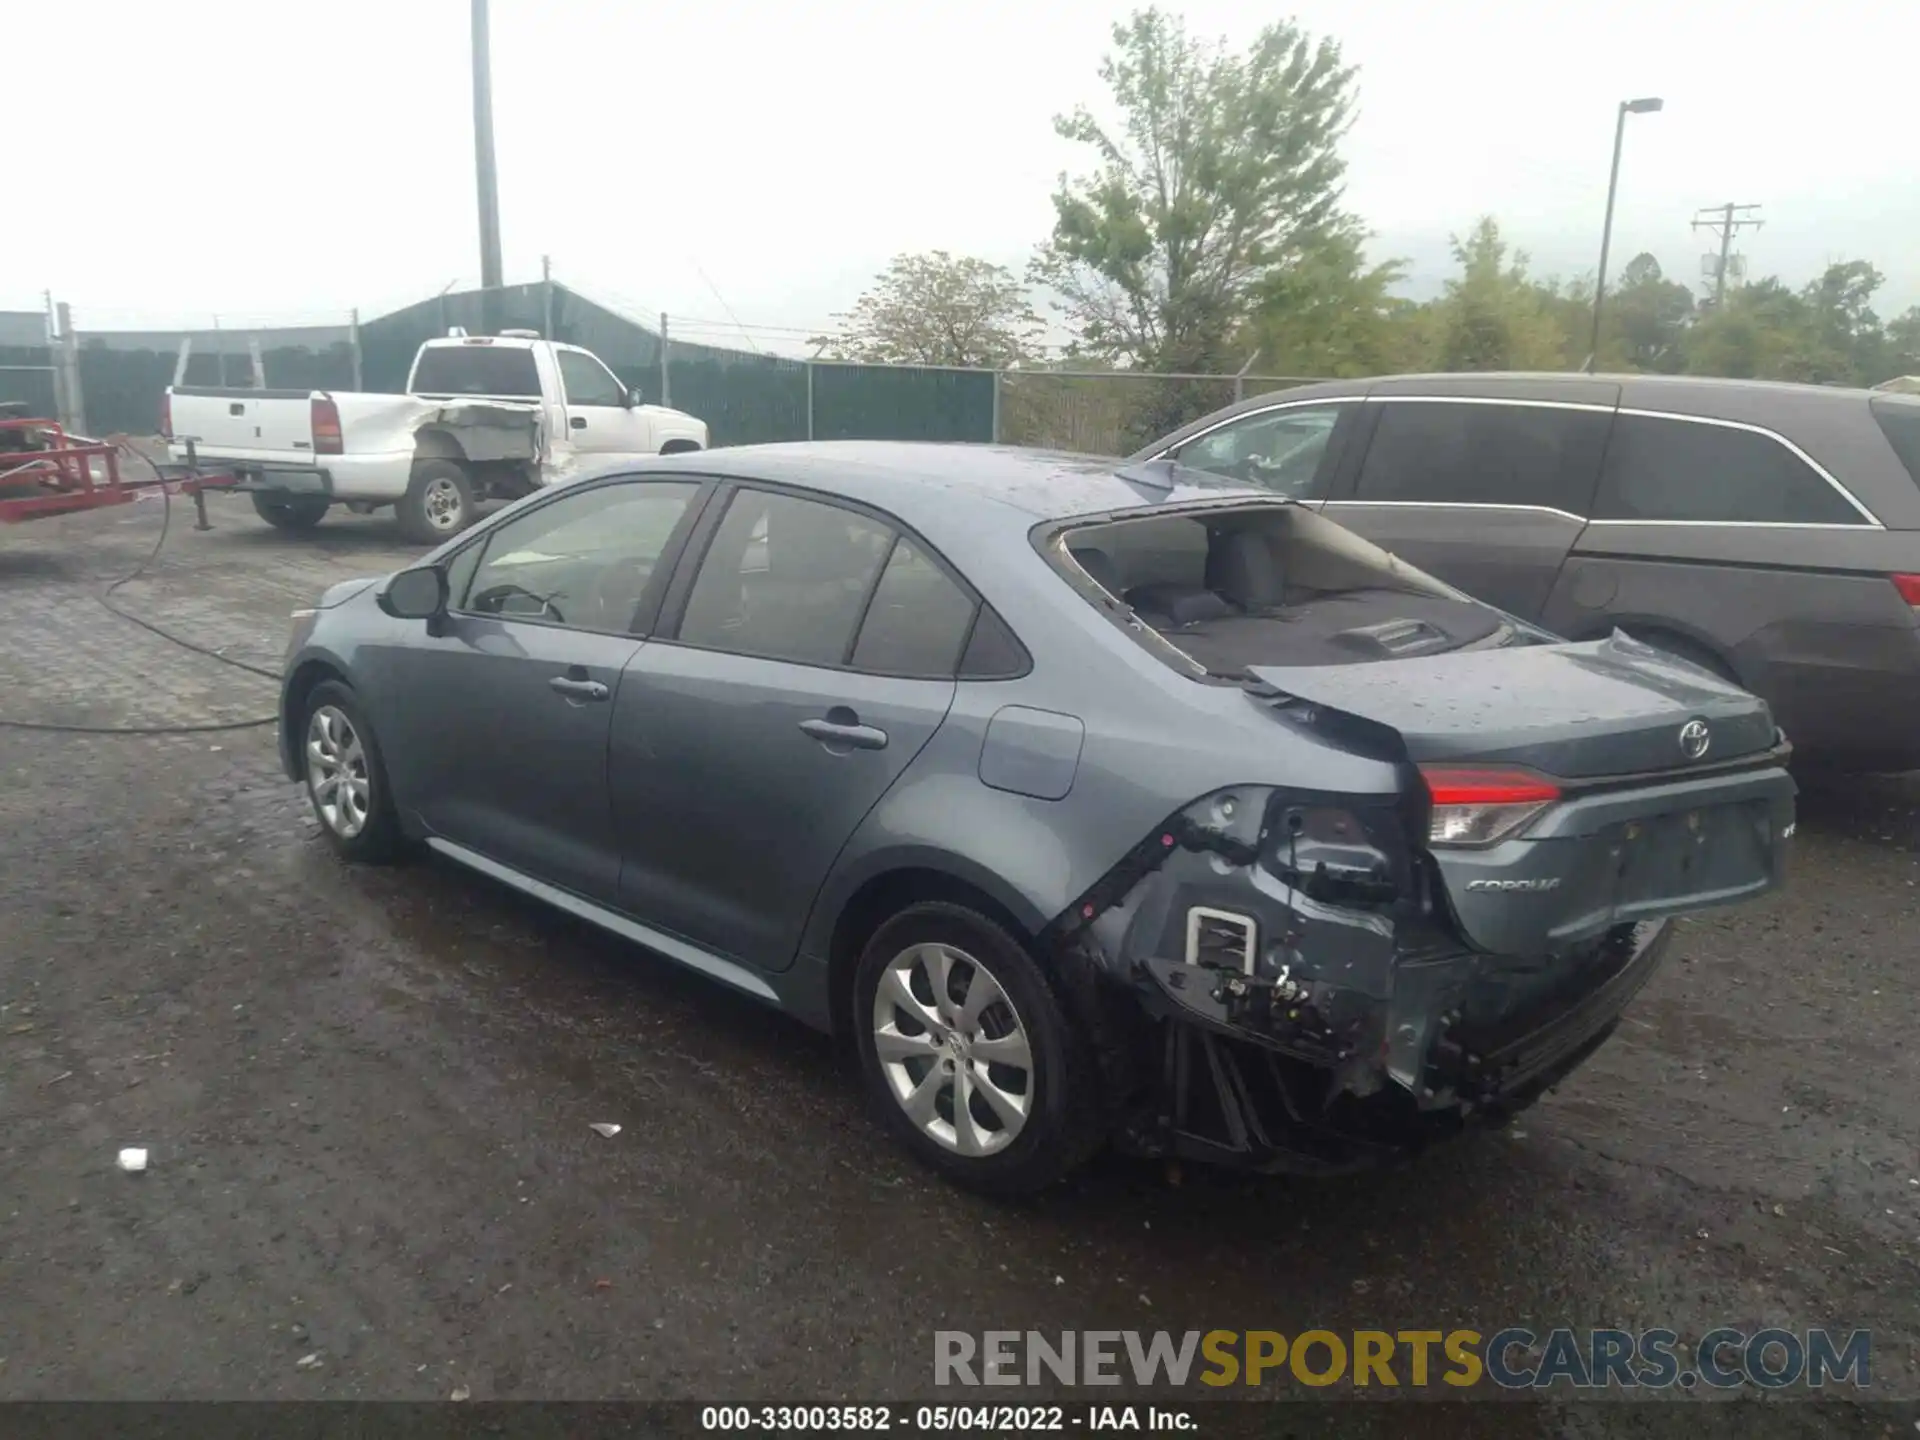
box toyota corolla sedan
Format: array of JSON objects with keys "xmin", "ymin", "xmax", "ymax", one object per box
[{"xmin": 280, "ymin": 442, "xmax": 1795, "ymax": 1193}]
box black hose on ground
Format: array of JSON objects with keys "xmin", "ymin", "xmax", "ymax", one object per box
[{"xmin": 0, "ymin": 445, "xmax": 281, "ymax": 736}]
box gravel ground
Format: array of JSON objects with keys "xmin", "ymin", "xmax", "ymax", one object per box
[{"xmin": 1, "ymin": 493, "xmax": 1917, "ymax": 1435}]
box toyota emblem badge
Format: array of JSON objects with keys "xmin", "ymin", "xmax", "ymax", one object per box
[{"xmin": 1678, "ymin": 718, "xmax": 1711, "ymax": 761}]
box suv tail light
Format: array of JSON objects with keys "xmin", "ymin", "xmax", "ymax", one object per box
[
  {"xmin": 311, "ymin": 394, "xmax": 343, "ymax": 455},
  {"xmin": 1890, "ymin": 574, "xmax": 1920, "ymax": 608},
  {"xmin": 1421, "ymin": 766, "xmax": 1560, "ymax": 847},
  {"xmin": 158, "ymin": 392, "xmax": 172, "ymax": 440}
]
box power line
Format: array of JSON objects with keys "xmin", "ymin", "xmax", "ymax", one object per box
[{"xmin": 1692, "ymin": 203, "xmax": 1765, "ymax": 307}]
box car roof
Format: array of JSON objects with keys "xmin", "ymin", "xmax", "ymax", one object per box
[
  {"xmin": 578, "ymin": 442, "xmax": 1273, "ymax": 532},
  {"xmin": 1133, "ymin": 370, "xmax": 1890, "ymax": 455}
]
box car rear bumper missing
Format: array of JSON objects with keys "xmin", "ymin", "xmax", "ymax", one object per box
[{"xmin": 1113, "ymin": 919, "xmax": 1671, "ymax": 1174}]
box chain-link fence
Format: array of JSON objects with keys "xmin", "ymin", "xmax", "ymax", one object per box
[{"xmin": 31, "ymin": 282, "xmax": 1329, "ymax": 454}]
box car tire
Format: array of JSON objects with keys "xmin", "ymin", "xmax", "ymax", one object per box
[
  {"xmin": 251, "ymin": 491, "xmax": 330, "ymax": 531},
  {"xmin": 397, "ymin": 459, "xmax": 476, "ymax": 544},
  {"xmin": 300, "ymin": 680, "xmax": 403, "ymax": 863},
  {"xmin": 853, "ymin": 902, "xmax": 1104, "ymax": 1194}
]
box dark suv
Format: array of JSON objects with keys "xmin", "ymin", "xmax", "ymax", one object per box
[{"xmin": 1140, "ymin": 374, "xmax": 1920, "ymax": 771}]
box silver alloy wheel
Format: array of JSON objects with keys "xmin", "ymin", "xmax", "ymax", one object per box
[
  {"xmin": 872, "ymin": 941, "xmax": 1034, "ymax": 1157},
  {"xmin": 306, "ymin": 704, "xmax": 372, "ymax": 839},
  {"xmin": 422, "ymin": 476, "xmax": 464, "ymax": 531}
]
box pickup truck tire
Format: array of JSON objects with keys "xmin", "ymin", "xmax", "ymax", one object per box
[
  {"xmin": 251, "ymin": 491, "xmax": 330, "ymax": 531},
  {"xmin": 397, "ymin": 459, "xmax": 476, "ymax": 544}
]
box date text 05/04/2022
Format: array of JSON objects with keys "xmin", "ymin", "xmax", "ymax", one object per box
[{"xmin": 701, "ymin": 1406, "xmax": 1193, "ymax": 1432}]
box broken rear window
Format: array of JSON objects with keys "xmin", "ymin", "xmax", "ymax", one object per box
[{"xmin": 1046, "ymin": 503, "xmax": 1519, "ymax": 677}]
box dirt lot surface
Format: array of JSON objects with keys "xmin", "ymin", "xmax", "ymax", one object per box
[{"xmin": 2, "ymin": 493, "xmax": 1918, "ymax": 1436}]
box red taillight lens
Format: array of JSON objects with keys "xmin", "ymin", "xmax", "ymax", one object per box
[
  {"xmin": 311, "ymin": 394, "xmax": 343, "ymax": 456},
  {"xmin": 159, "ymin": 392, "xmax": 172, "ymax": 440},
  {"xmin": 1421, "ymin": 765, "xmax": 1560, "ymax": 847},
  {"xmin": 1891, "ymin": 573, "xmax": 1920, "ymax": 607}
]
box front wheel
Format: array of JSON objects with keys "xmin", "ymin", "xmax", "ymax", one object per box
[
  {"xmin": 300, "ymin": 680, "xmax": 402, "ymax": 862},
  {"xmin": 853, "ymin": 903, "xmax": 1103, "ymax": 1194},
  {"xmin": 251, "ymin": 491, "xmax": 330, "ymax": 531},
  {"xmin": 397, "ymin": 459, "xmax": 475, "ymax": 544}
]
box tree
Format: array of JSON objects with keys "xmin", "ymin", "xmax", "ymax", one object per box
[
  {"xmin": 813, "ymin": 252, "xmax": 1044, "ymax": 368},
  {"xmin": 1604, "ymin": 253, "xmax": 1694, "ymax": 373},
  {"xmin": 1243, "ymin": 228, "xmax": 1419, "ymax": 378},
  {"xmin": 1431, "ymin": 218, "xmax": 1575, "ymax": 372},
  {"xmin": 1033, "ymin": 6, "xmax": 1359, "ymax": 375}
]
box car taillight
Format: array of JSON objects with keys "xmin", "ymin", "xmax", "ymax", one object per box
[
  {"xmin": 1891, "ymin": 574, "xmax": 1920, "ymax": 608},
  {"xmin": 159, "ymin": 392, "xmax": 172, "ymax": 439},
  {"xmin": 311, "ymin": 394, "xmax": 343, "ymax": 455},
  {"xmin": 1421, "ymin": 766, "xmax": 1560, "ymax": 847}
]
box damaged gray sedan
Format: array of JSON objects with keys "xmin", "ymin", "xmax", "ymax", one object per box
[{"xmin": 278, "ymin": 443, "xmax": 1794, "ymax": 1193}]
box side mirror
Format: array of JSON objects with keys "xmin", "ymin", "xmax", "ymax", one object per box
[
  {"xmin": 626, "ymin": 387, "xmax": 644, "ymax": 408},
  {"xmin": 378, "ymin": 565, "xmax": 448, "ymax": 620}
]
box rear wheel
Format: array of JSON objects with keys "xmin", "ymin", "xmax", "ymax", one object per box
[
  {"xmin": 397, "ymin": 458, "xmax": 475, "ymax": 544},
  {"xmin": 853, "ymin": 903, "xmax": 1103, "ymax": 1194},
  {"xmin": 251, "ymin": 491, "xmax": 330, "ymax": 531}
]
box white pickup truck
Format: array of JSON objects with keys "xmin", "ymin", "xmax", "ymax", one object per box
[{"xmin": 162, "ymin": 331, "xmax": 708, "ymax": 542}]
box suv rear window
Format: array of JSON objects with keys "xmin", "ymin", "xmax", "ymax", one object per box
[
  {"xmin": 409, "ymin": 344, "xmax": 542, "ymax": 398},
  {"xmin": 1871, "ymin": 396, "xmax": 1920, "ymax": 489},
  {"xmin": 1594, "ymin": 413, "xmax": 1868, "ymax": 525}
]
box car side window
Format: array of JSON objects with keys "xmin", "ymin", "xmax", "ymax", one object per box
[
  {"xmin": 677, "ymin": 489, "xmax": 894, "ymax": 667},
  {"xmin": 556, "ymin": 349, "xmax": 627, "ymax": 408},
  {"xmin": 1176, "ymin": 405, "xmax": 1344, "ymax": 500},
  {"xmin": 462, "ymin": 481, "xmax": 701, "ymax": 632},
  {"xmin": 850, "ymin": 536, "xmax": 979, "ymax": 677},
  {"xmin": 1594, "ymin": 414, "xmax": 1869, "ymax": 524},
  {"xmin": 1353, "ymin": 401, "xmax": 1610, "ymax": 515}
]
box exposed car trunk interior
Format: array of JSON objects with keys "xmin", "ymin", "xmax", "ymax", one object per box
[{"xmin": 1057, "ymin": 503, "xmax": 1514, "ymax": 674}]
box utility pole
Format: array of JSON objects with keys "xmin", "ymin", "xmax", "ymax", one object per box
[
  {"xmin": 470, "ymin": 0, "xmax": 504, "ymax": 293},
  {"xmin": 659, "ymin": 312, "xmax": 671, "ymax": 406},
  {"xmin": 1692, "ymin": 203, "xmax": 1764, "ymax": 307}
]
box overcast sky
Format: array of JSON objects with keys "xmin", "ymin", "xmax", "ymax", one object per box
[{"xmin": 11, "ymin": 0, "xmax": 1916, "ymax": 355}]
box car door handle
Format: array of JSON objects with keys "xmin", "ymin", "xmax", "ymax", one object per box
[
  {"xmin": 799, "ymin": 716, "xmax": 888, "ymax": 751},
  {"xmin": 570, "ymin": 415, "xmax": 588, "ymax": 429},
  {"xmin": 549, "ymin": 675, "xmax": 609, "ymax": 702}
]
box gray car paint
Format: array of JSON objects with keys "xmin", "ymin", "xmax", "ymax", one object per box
[
  {"xmin": 279, "ymin": 443, "xmax": 1791, "ymax": 1150},
  {"xmin": 1139, "ymin": 375, "xmax": 1920, "ymax": 769}
]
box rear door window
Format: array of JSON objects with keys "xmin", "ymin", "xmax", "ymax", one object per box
[
  {"xmin": 1354, "ymin": 401, "xmax": 1610, "ymax": 515},
  {"xmin": 849, "ymin": 536, "xmax": 979, "ymax": 677},
  {"xmin": 676, "ymin": 489, "xmax": 894, "ymax": 667},
  {"xmin": 1871, "ymin": 397, "xmax": 1920, "ymax": 489},
  {"xmin": 409, "ymin": 344, "xmax": 542, "ymax": 398},
  {"xmin": 1593, "ymin": 414, "xmax": 1869, "ymax": 524},
  {"xmin": 1174, "ymin": 404, "xmax": 1347, "ymax": 500}
]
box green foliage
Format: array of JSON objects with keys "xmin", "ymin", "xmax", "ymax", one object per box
[
  {"xmin": 813, "ymin": 252, "xmax": 1045, "ymax": 368},
  {"xmin": 1034, "ymin": 6, "xmax": 1359, "ymax": 374}
]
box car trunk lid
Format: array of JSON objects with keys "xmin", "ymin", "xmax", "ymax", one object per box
[
  {"xmin": 1246, "ymin": 629, "xmax": 1793, "ymax": 954},
  {"xmin": 1244, "ymin": 628, "xmax": 1778, "ymax": 779}
]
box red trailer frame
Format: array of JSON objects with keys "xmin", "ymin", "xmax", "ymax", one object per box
[{"xmin": 0, "ymin": 418, "xmax": 237, "ymax": 525}]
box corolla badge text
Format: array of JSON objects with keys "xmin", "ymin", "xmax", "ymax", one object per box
[{"xmin": 1466, "ymin": 877, "xmax": 1564, "ymax": 893}]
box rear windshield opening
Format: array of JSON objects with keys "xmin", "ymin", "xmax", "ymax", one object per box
[{"xmin": 1051, "ymin": 504, "xmax": 1522, "ymax": 677}]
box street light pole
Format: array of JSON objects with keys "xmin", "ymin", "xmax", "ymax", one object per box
[
  {"xmin": 1588, "ymin": 96, "xmax": 1663, "ymax": 372},
  {"xmin": 470, "ymin": 0, "xmax": 504, "ymax": 293}
]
